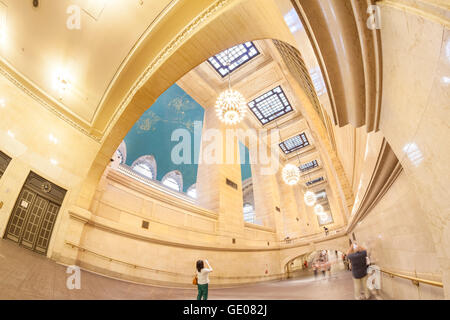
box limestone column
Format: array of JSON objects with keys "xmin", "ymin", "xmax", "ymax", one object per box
[
  {"xmin": 277, "ymin": 173, "xmax": 303, "ymax": 238},
  {"xmin": 247, "ymin": 137, "xmax": 289, "ymax": 240},
  {"xmin": 196, "ymin": 106, "xmax": 244, "ymax": 237}
]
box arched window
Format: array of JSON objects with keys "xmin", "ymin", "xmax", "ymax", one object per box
[
  {"xmin": 243, "ymin": 203, "xmax": 255, "ymax": 224},
  {"xmin": 112, "ymin": 141, "xmax": 127, "ymax": 166},
  {"xmin": 187, "ymin": 184, "xmax": 197, "ymax": 199},
  {"xmin": 131, "ymin": 155, "xmax": 157, "ymax": 180},
  {"xmin": 133, "ymin": 163, "xmax": 153, "ymax": 179},
  {"xmin": 161, "ymin": 170, "xmax": 183, "ymax": 192}
]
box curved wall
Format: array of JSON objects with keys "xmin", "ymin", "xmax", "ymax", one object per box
[{"xmin": 55, "ymin": 166, "xmax": 347, "ymax": 287}]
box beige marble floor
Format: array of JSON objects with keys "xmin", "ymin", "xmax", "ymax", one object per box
[{"xmin": 0, "ymin": 239, "xmax": 359, "ymax": 300}]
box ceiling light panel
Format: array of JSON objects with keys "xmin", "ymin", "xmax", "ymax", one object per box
[
  {"xmin": 279, "ymin": 133, "xmax": 309, "ymax": 154},
  {"xmin": 208, "ymin": 42, "xmax": 260, "ymax": 77},
  {"xmin": 248, "ymin": 86, "xmax": 294, "ymax": 125},
  {"xmin": 306, "ymin": 176, "xmax": 324, "ymax": 187},
  {"xmin": 300, "ymin": 159, "xmax": 318, "ymax": 172}
]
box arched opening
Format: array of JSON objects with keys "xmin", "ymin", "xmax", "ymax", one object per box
[
  {"xmin": 161, "ymin": 170, "xmax": 183, "ymax": 192},
  {"xmin": 131, "ymin": 155, "xmax": 157, "ymax": 180}
]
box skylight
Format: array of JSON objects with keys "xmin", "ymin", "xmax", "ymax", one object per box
[
  {"xmin": 208, "ymin": 42, "xmax": 260, "ymax": 77},
  {"xmin": 279, "ymin": 133, "xmax": 309, "ymax": 154},
  {"xmin": 309, "ymin": 66, "xmax": 326, "ymax": 96},
  {"xmin": 306, "ymin": 176, "xmax": 324, "ymax": 187},
  {"xmin": 300, "ymin": 160, "xmax": 318, "ymax": 172},
  {"xmin": 248, "ymin": 86, "xmax": 294, "ymax": 125}
]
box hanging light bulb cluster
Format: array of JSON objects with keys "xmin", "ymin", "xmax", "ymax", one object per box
[
  {"xmin": 282, "ymin": 164, "xmax": 300, "ymax": 186},
  {"xmin": 277, "ymin": 125, "xmax": 319, "ymax": 209},
  {"xmin": 304, "ymin": 190, "xmax": 316, "ymax": 207},
  {"xmin": 314, "ymin": 204, "xmax": 324, "ymax": 216},
  {"xmin": 215, "ymin": 48, "xmax": 246, "ymax": 125},
  {"xmin": 215, "ymin": 89, "xmax": 246, "ymax": 125}
]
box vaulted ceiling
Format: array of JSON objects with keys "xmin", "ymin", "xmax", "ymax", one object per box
[
  {"xmin": 0, "ymin": 0, "xmax": 174, "ymax": 125},
  {"xmin": 177, "ymin": 39, "xmax": 329, "ymax": 191}
]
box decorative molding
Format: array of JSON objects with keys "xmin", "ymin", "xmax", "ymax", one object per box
[
  {"xmin": 244, "ymin": 223, "xmax": 275, "ymax": 233},
  {"xmin": 272, "ymin": 39, "xmax": 326, "ymax": 129},
  {"xmin": 0, "ymin": 62, "xmax": 101, "ymax": 142},
  {"xmin": 347, "ymin": 139, "xmax": 403, "ymax": 233},
  {"xmin": 0, "ymin": 1, "xmax": 182, "ymax": 143}
]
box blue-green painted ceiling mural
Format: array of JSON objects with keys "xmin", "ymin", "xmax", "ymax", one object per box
[
  {"xmin": 239, "ymin": 142, "xmax": 252, "ymax": 182},
  {"xmin": 124, "ymin": 84, "xmax": 204, "ymax": 192}
]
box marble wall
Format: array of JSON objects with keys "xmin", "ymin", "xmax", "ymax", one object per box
[
  {"xmin": 377, "ymin": 0, "xmax": 450, "ymax": 297},
  {"xmin": 352, "ymin": 172, "xmax": 444, "ymax": 299}
]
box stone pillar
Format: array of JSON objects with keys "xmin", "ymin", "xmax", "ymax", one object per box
[
  {"xmin": 239, "ymin": 129, "xmax": 285, "ymax": 238},
  {"xmin": 196, "ymin": 106, "xmax": 244, "ymax": 237},
  {"xmin": 277, "ymin": 173, "xmax": 303, "ymax": 238}
]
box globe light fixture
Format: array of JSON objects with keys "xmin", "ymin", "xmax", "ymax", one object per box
[
  {"xmin": 214, "ymin": 48, "xmax": 247, "ymax": 125},
  {"xmin": 282, "ymin": 164, "xmax": 300, "ymax": 186},
  {"xmin": 215, "ymin": 89, "xmax": 247, "ymax": 125},
  {"xmin": 304, "ymin": 191, "xmax": 316, "ymax": 207},
  {"xmin": 314, "ymin": 204, "xmax": 325, "ymax": 216}
]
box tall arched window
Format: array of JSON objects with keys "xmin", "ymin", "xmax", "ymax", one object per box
[
  {"xmin": 131, "ymin": 155, "xmax": 157, "ymax": 180},
  {"xmin": 187, "ymin": 184, "xmax": 197, "ymax": 199},
  {"xmin": 243, "ymin": 203, "xmax": 255, "ymax": 224},
  {"xmin": 161, "ymin": 170, "xmax": 183, "ymax": 192},
  {"xmin": 112, "ymin": 141, "xmax": 127, "ymax": 166}
]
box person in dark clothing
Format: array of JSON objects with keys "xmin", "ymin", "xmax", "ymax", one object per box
[{"xmin": 347, "ymin": 243, "xmax": 370, "ymax": 300}]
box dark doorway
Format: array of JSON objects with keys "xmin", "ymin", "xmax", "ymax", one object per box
[{"xmin": 4, "ymin": 172, "xmax": 66, "ymax": 254}]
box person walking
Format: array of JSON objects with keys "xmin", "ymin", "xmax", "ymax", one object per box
[
  {"xmin": 313, "ymin": 261, "xmax": 318, "ymax": 279},
  {"xmin": 195, "ymin": 259, "xmax": 213, "ymax": 300},
  {"xmin": 347, "ymin": 243, "xmax": 370, "ymax": 300}
]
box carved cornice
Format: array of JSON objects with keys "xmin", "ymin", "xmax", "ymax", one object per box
[
  {"xmin": 244, "ymin": 223, "xmax": 275, "ymax": 233},
  {"xmin": 347, "ymin": 139, "xmax": 403, "ymax": 233},
  {"xmin": 0, "ymin": 59, "xmax": 100, "ymax": 142}
]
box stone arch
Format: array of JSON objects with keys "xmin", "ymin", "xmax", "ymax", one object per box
[
  {"xmin": 75, "ymin": 0, "xmax": 296, "ymax": 209},
  {"xmin": 280, "ymin": 235, "xmax": 349, "ymax": 268}
]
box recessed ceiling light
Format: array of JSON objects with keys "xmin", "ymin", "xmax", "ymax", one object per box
[
  {"xmin": 53, "ymin": 69, "xmax": 72, "ymax": 95},
  {"xmin": 49, "ymin": 134, "xmax": 58, "ymax": 144},
  {"xmin": 50, "ymin": 158, "xmax": 58, "ymax": 166},
  {"xmin": 0, "ymin": 98, "xmax": 5, "ymax": 108},
  {"xmin": 7, "ymin": 130, "xmax": 14, "ymax": 138}
]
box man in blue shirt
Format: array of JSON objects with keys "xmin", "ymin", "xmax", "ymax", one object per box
[{"xmin": 347, "ymin": 243, "xmax": 370, "ymax": 300}]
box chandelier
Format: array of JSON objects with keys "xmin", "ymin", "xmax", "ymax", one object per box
[
  {"xmin": 215, "ymin": 48, "xmax": 246, "ymax": 125},
  {"xmin": 282, "ymin": 164, "xmax": 300, "ymax": 186},
  {"xmin": 314, "ymin": 204, "xmax": 325, "ymax": 216},
  {"xmin": 304, "ymin": 191, "xmax": 316, "ymax": 207},
  {"xmin": 215, "ymin": 89, "xmax": 246, "ymax": 125}
]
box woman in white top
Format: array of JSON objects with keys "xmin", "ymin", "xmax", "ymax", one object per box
[{"xmin": 196, "ymin": 259, "xmax": 213, "ymax": 300}]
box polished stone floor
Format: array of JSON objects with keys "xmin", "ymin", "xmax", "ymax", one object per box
[{"xmin": 0, "ymin": 239, "xmax": 358, "ymax": 300}]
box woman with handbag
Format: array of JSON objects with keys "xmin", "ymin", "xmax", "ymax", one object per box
[{"xmin": 194, "ymin": 259, "xmax": 213, "ymax": 300}]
